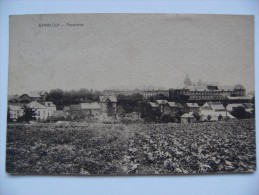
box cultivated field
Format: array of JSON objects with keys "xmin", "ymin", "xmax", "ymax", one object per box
[{"xmin": 6, "ymin": 119, "xmax": 256, "ymax": 175}]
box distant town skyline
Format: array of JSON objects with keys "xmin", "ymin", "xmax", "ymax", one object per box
[{"xmin": 9, "ymin": 14, "xmax": 254, "ymax": 95}]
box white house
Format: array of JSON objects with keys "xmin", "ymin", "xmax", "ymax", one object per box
[
  {"xmin": 44, "ymin": 102, "xmax": 57, "ymax": 117},
  {"xmin": 181, "ymin": 112, "xmax": 195, "ymax": 124},
  {"xmin": 200, "ymin": 110, "xmax": 235, "ymax": 121},
  {"xmin": 9, "ymin": 105, "xmax": 23, "ymax": 121}
]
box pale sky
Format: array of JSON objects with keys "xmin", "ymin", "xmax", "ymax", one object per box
[{"xmin": 9, "ymin": 14, "xmax": 254, "ymax": 95}]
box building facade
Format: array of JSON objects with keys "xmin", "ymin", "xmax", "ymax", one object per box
[
  {"xmin": 45, "ymin": 102, "xmax": 57, "ymax": 117},
  {"xmin": 103, "ymin": 86, "xmax": 169, "ymax": 98},
  {"xmin": 8, "ymin": 105, "xmax": 24, "ymax": 121},
  {"xmin": 169, "ymin": 75, "xmax": 246, "ymax": 102}
]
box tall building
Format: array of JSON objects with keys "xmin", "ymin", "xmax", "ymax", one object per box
[
  {"xmin": 103, "ymin": 86, "xmax": 169, "ymax": 98},
  {"xmin": 169, "ymin": 75, "xmax": 247, "ymax": 102}
]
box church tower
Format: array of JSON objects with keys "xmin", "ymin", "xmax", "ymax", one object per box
[{"xmin": 184, "ymin": 74, "xmax": 192, "ymax": 86}]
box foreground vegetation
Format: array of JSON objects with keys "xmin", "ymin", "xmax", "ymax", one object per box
[{"xmin": 6, "ymin": 119, "xmax": 256, "ymax": 175}]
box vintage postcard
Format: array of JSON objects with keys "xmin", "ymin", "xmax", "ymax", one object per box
[{"xmin": 6, "ymin": 14, "xmax": 255, "ymax": 175}]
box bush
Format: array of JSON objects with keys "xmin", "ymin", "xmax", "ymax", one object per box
[
  {"xmin": 231, "ymin": 106, "xmax": 253, "ymax": 119},
  {"xmin": 159, "ymin": 114, "xmax": 176, "ymax": 123},
  {"xmin": 193, "ymin": 112, "xmax": 201, "ymax": 121},
  {"xmin": 120, "ymin": 118, "xmax": 143, "ymax": 124},
  {"xmin": 218, "ymin": 114, "xmax": 223, "ymax": 121}
]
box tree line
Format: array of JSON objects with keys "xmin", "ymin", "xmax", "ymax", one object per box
[
  {"xmin": 45, "ymin": 88, "xmax": 102, "ymax": 110},
  {"xmin": 8, "ymin": 88, "xmax": 255, "ymax": 123}
]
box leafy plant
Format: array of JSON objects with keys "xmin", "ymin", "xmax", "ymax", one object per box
[
  {"xmin": 21, "ymin": 105, "xmax": 36, "ymax": 123},
  {"xmin": 218, "ymin": 114, "xmax": 223, "ymax": 121}
]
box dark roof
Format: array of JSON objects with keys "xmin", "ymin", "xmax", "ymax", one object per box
[
  {"xmin": 70, "ymin": 104, "xmax": 81, "ymax": 111},
  {"xmin": 81, "ymin": 102, "xmax": 101, "ymax": 110},
  {"xmin": 8, "ymin": 103, "xmax": 27, "ymax": 107},
  {"xmin": 227, "ymin": 96, "xmax": 252, "ymax": 100},
  {"xmin": 156, "ymin": 100, "xmax": 168, "ymax": 105},
  {"xmin": 20, "ymin": 93, "xmax": 40, "ymax": 98},
  {"xmin": 149, "ymin": 102, "xmax": 159, "ymax": 108},
  {"xmin": 27, "ymin": 101, "xmax": 46, "ymax": 109},
  {"xmin": 9, "ymin": 105, "xmax": 23, "ymax": 111},
  {"xmin": 186, "ymin": 103, "xmax": 199, "ymax": 108},
  {"xmin": 8, "ymin": 94, "xmax": 20, "ymax": 101},
  {"xmin": 99, "ymin": 96, "xmax": 117, "ymax": 103},
  {"xmin": 44, "ymin": 102, "xmax": 56, "ymax": 107},
  {"xmin": 167, "ymin": 102, "xmax": 183, "ymax": 108},
  {"xmin": 63, "ymin": 106, "xmax": 71, "ymax": 111}
]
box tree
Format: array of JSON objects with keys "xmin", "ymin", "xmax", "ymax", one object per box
[
  {"xmin": 207, "ymin": 115, "xmax": 211, "ymax": 121},
  {"xmin": 7, "ymin": 107, "xmax": 12, "ymax": 123},
  {"xmin": 46, "ymin": 89, "xmax": 65, "ymax": 109},
  {"xmin": 160, "ymin": 114, "xmax": 176, "ymax": 123},
  {"xmin": 174, "ymin": 110, "xmax": 184, "ymax": 123},
  {"xmin": 22, "ymin": 105, "xmax": 36, "ymax": 123},
  {"xmin": 193, "ymin": 112, "xmax": 201, "ymax": 121},
  {"xmin": 218, "ymin": 114, "xmax": 223, "ymax": 121},
  {"xmin": 230, "ymin": 93, "xmax": 237, "ymax": 97},
  {"xmin": 147, "ymin": 93, "xmax": 169, "ymax": 102},
  {"xmin": 117, "ymin": 106, "xmax": 126, "ymax": 117},
  {"xmin": 46, "ymin": 88, "xmax": 102, "ymax": 109},
  {"xmin": 78, "ymin": 88, "xmax": 90, "ymax": 98},
  {"xmin": 106, "ymin": 99, "xmax": 114, "ymax": 116},
  {"xmin": 117, "ymin": 93, "xmax": 144, "ymax": 114},
  {"xmin": 252, "ymin": 96, "xmax": 255, "ymax": 116},
  {"xmin": 231, "ymin": 106, "xmax": 251, "ymax": 119},
  {"xmin": 139, "ymin": 102, "xmax": 161, "ymax": 122},
  {"xmin": 176, "ymin": 94, "xmax": 190, "ymax": 104}
]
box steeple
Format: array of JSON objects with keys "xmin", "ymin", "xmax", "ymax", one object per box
[{"xmin": 184, "ymin": 74, "xmax": 192, "ymax": 86}]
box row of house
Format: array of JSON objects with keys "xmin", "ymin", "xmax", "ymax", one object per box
[
  {"xmin": 53, "ymin": 96, "xmax": 117, "ymax": 119},
  {"xmin": 149, "ymin": 100, "xmax": 253, "ymax": 124},
  {"xmin": 9, "ymin": 101, "xmax": 56, "ymax": 121},
  {"xmin": 149, "ymin": 100, "xmax": 200, "ymax": 115}
]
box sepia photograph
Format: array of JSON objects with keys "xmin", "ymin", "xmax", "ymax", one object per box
[{"xmin": 6, "ymin": 14, "xmax": 256, "ymax": 175}]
